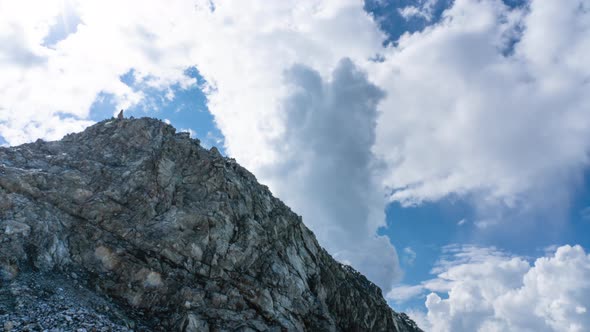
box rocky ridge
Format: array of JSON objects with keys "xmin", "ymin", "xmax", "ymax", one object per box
[{"xmin": 0, "ymin": 117, "xmax": 422, "ymax": 331}]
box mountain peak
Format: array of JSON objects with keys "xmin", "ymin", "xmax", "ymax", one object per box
[
  {"xmin": 0, "ymin": 117, "xmax": 422, "ymax": 331},
  {"xmin": 64, "ymin": 117, "xmax": 195, "ymax": 151}
]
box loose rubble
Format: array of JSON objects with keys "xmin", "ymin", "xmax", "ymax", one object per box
[{"xmin": 0, "ymin": 270, "xmax": 142, "ymax": 331}]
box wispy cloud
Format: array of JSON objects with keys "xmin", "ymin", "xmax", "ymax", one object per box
[
  {"xmin": 398, "ymin": 0, "xmax": 441, "ymax": 21},
  {"xmin": 386, "ymin": 284, "xmax": 425, "ymax": 303},
  {"xmin": 403, "ymin": 246, "xmax": 417, "ymax": 266},
  {"xmin": 373, "ymin": 0, "xmax": 590, "ymax": 225}
]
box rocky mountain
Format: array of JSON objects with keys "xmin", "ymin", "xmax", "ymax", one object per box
[{"xmin": 0, "ymin": 117, "xmax": 422, "ymax": 332}]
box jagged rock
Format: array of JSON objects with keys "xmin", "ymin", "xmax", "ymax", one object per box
[{"xmin": 0, "ymin": 117, "xmax": 422, "ymax": 331}]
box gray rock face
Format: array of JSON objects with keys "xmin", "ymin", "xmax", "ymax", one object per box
[{"xmin": 0, "ymin": 118, "xmax": 422, "ymax": 332}]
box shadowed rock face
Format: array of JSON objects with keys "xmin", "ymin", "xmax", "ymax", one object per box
[{"xmin": 0, "ymin": 118, "xmax": 422, "ymax": 332}]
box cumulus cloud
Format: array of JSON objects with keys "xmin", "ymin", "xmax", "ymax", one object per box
[
  {"xmin": 371, "ymin": 0, "xmax": 590, "ymax": 219},
  {"xmin": 394, "ymin": 244, "xmax": 590, "ymax": 332}
]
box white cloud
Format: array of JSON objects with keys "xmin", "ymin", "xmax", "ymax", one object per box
[
  {"xmin": 400, "ymin": 244, "xmax": 590, "ymax": 332},
  {"xmin": 398, "ymin": 6, "xmax": 428, "ymax": 20},
  {"xmin": 371, "ymin": 0, "xmax": 590, "ymax": 218},
  {"xmin": 398, "ymin": 0, "xmax": 441, "ymax": 21},
  {"xmin": 457, "ymin": 218, "xmax": 467, "ymax": 226},
  {"xmin": 264, "ymin": 59, "xmax": 400, "ymax": 288}
]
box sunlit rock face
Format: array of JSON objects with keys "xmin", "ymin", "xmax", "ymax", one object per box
[{"xmin": 0, "ymin": 117, "xmax": 422, "ymax": 332}]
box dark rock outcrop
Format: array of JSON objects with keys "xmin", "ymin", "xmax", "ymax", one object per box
[{"xmin": 0, "ymin": 118, "xmax": 422, "ymax": 331}]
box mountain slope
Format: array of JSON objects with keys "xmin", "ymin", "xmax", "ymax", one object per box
[{"xmin": 0, "ymin": 117, "xmax": 421, "ymax": 331}]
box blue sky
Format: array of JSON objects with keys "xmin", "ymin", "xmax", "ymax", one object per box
[{"xmin": 1, "ymin": 0, "xmax": 589, "ymax": 330}]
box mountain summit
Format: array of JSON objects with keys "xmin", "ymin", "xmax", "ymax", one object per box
[{"xmin": 0, "ymin": 117, "xmax": 421, "ymax": 331}]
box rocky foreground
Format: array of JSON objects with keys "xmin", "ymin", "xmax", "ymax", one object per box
[{"xmin": 0, "ymin": 118, "xmax": 421, "ymax": 331}]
